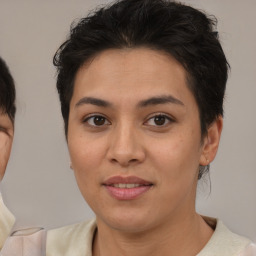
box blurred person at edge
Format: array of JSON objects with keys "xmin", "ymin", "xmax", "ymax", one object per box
[
  {"xmin": 47, "ymin": 0, "xmax": 253, "ymax": 255},
  {"xmin": 0, "ymin": 57, "xmax": 46, "ymax": 256},
  {"xmin": 0, "ymin": 56, "xmax": 16, "ymax": 250}
]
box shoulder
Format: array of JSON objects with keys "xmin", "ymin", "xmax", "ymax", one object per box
[
  {"xmin": 46, "ymin": 219, "xmax": 96, "ymax": 256},
  {"xmin": 0, "ymin": 195, "xmax": 15, "ymax": 250},
  {"xmin": 198, "ymin": 217, "xmax": 251, "ymax": 256}
]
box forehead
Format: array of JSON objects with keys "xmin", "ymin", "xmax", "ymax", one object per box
[{"xmin": 72, "ymin": 48, "xmax": 194, "ymax": 104}]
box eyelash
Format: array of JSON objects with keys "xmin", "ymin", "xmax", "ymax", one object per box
[
  {"xmin": 144, "ymin": 113, "xmax": 175, "ymax": 127},
  {"xmin": 0, "ymin": 126, "xmax": 10, "ymax": 136},
  {"xmin": 82, "ymin": 113, "xmax": 174, "ymax": 128},
  {"xmin": 83, "ymin": 114, "xmax": 110, "ymax": 127}
]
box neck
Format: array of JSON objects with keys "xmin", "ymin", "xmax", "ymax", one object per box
[{"xmin": 93, "ymin": 213, "xmax": 213, "ymax": 256}]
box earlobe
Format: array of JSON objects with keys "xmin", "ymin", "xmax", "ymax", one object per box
[{"xmin": 200, "ymin": 116, "xmax": 223, "ymax": 166}]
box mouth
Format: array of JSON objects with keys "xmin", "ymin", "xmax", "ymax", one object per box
[
  {"xmin": 111, "ymin": 183, "xmax": 144, "ymax": 188},
  {"xmin": 103, "ymin": 176, "xmax": 153, "ymax": 200}
]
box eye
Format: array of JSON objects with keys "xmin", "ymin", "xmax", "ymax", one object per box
[
  {"xmin": 145, "ymin": 114, "xmax": 174, "ymax": 127},
  {"xmin": 83, "ymin": 115, "xmax": 110, "ymax": 127},
  {"xmin": 0, "ymin": 126, "xmax": 8, "ymax": 135}
]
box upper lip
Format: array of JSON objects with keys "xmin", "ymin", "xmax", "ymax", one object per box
[{"xmin": 103, "ymin": 176, "xmax": 153, "ymax": 186}]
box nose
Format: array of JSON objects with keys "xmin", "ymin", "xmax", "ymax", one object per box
[{"xmin": 106, "ymin": 123, "xmax": 146, "ymax": 167}]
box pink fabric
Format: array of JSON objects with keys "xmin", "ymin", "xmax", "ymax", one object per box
[
  {"xmin": 0, "ymin": 228, "xmax": 46, "ymax": 256},
  {"xmin": 239, "ymin": 243, "xmax": 256, "ymax": 256}
]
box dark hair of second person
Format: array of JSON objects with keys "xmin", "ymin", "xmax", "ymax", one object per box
[{"xmin": 0, "ymin": 57, "xmax": 16, "ymax": 122}]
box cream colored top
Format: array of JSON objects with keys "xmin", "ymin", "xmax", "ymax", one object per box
[
  {"xmin": 46, "ymin": 217, "xmax": 251, "ymax": 256},
  {"xmin": 0, "ymin": 194, "xmax": 15, "ymax": 250}
]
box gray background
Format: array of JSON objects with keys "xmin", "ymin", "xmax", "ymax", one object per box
[{"xmin": 0, "ymin": 0, "xmax": 255, "ymax": 240}]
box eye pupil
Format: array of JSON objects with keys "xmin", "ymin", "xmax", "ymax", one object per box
[
  {"xmin": 94, "ymin": 116, "xmax": 105, "ymax": 126},
  {"xmin": 154, "ymin": 115, "xmax": 166, "ymax": 125}
]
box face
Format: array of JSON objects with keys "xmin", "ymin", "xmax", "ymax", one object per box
[
  {"xmin": 0, "ymin": 112, "xmax": 14, "ymax": 180},
  {"xmin": 68, "ymin": 48, "xmax": 221, "ymax": 233}
]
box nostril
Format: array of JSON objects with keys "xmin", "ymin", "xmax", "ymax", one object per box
[
  {"xmin": 110, "ymin": 158, "xmax": 118, "ymax": 163},
  {"xmin": 110, "ymin": 157, "xmax": 138, "ymax": 166}
]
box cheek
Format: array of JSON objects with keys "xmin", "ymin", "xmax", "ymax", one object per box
[
  {"xmin": 0, "ymin": 135, "xmax": 12, "ymax": 178},
  {"xmin": 148, "ymin": 134, "xmax": 201, "ymax": 209},
  {"xmin": 149, "ymin": 130, "xmax": 201, "ymax": 181},
  {"xmin": 67, "ymin": 133, "xmax": 107, "ymax": 191},
  {"xmin": 69, "ymin": 134, "xmax": 106, "ymax": 167}
]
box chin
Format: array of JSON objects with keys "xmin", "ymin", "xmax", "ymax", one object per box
[{"xmin": 97, "ymin": 209, "xmax": 157, "ymax": 233}]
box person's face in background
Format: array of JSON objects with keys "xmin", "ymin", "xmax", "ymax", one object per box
[
  {"xmin": 0, "ymin": 112, "xmax": 14, "ymax": 180},
  {"xmin": 67, "ymin": 48, "xmax": 222, "ymax": 233}
]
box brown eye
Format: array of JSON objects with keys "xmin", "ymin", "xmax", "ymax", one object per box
[
  {"xmin": 93, "ymin": 116, "xmax": 105, "ymax": 126},
  {"xmin": 154, "ymin": 115, "xmax": 166, "ymax": 126},
  {"xmin": 84, "ymin": 115, "xmax": 110, "ymax": 127},
  {"xmin": 145, "ymin": 114, "xmax": 173, "ymax": 127}
]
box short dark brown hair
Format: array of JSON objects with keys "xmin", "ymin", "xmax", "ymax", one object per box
[{"xmin": 54, "ymin": 0, "xmax": 229, "ymax": 178}]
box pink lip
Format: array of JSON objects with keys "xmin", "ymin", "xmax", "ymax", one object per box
[
  {"xmin": 103, "ymin": 176, "xmax": 152, "ymax": 185},
  {"xmin": 103, "ymin": 176, "xmax": 153, "ymax": 200}
]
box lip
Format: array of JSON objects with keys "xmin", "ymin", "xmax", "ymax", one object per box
[
  {"xmin": 103, "ymin": 176, "xmax": 153, "ymax": 200},
  {"xmin": 103, "ymin": 176, "xmax": 152, "ymax": 185}
]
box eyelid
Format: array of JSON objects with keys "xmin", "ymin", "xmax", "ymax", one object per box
[
  {"xmin": 0, "ymin": 127, "xmax": 12, "ymax": 137},
  {"xmin": 0, "ymin": 126, "xmax": 8, "ymax": 133},
  {"xmin": 83, "ymin": 113, "xmax": 109, "ymax": 121},
  {"xmin": 82, "ymin": 113, "xmax": 111, "ymax": 126},
  {"xmin": 144, "ymin": 112, "xmax": 175, "ymax": 126}
]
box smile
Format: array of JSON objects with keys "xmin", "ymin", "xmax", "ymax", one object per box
[
  {"xmin": 103, "ymin": 176, "xmax": 153, "ymax": 200},
  {"xmin": 112, "ymin": 183, "xmax": 142, "ymax": 188}
]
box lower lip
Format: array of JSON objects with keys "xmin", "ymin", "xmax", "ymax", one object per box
[{"xmin": 104, "ymin": 185, "xmax": 152, "ymax": 200}]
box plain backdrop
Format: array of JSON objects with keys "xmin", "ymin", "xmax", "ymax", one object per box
[{"xmin": 0, "ymin": 0, "xmax": 255, "ymax": 240}]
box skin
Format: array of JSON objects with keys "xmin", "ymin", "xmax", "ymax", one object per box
[
  {"xmin": 0, "ymin": 112, "xmax": 14, "ymax": 180},
  {"xmin": 68, "ymin": 48, "xmax": 223, "ymax": 256}
]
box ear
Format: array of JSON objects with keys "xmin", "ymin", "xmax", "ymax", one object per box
[{"xmin": 199, "ymin": 116, "xmax": 223, "ymax": 166}]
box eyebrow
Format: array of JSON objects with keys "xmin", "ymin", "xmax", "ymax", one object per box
[
  {"xmin": 137, "ymin": 95, "xmax": 184, "ymax": 107},
  {"xmin": 75, "ymin": 95, "xmax": 184, "ymax": 109},
  {"xmin": 75, "ymin": 97, "xmax": 112, "ymax": 108}
]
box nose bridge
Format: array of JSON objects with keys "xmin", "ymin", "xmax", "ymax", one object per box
[{"xmin": 108, "ymin": 119, "xmax": 144, "ymax": 165}]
